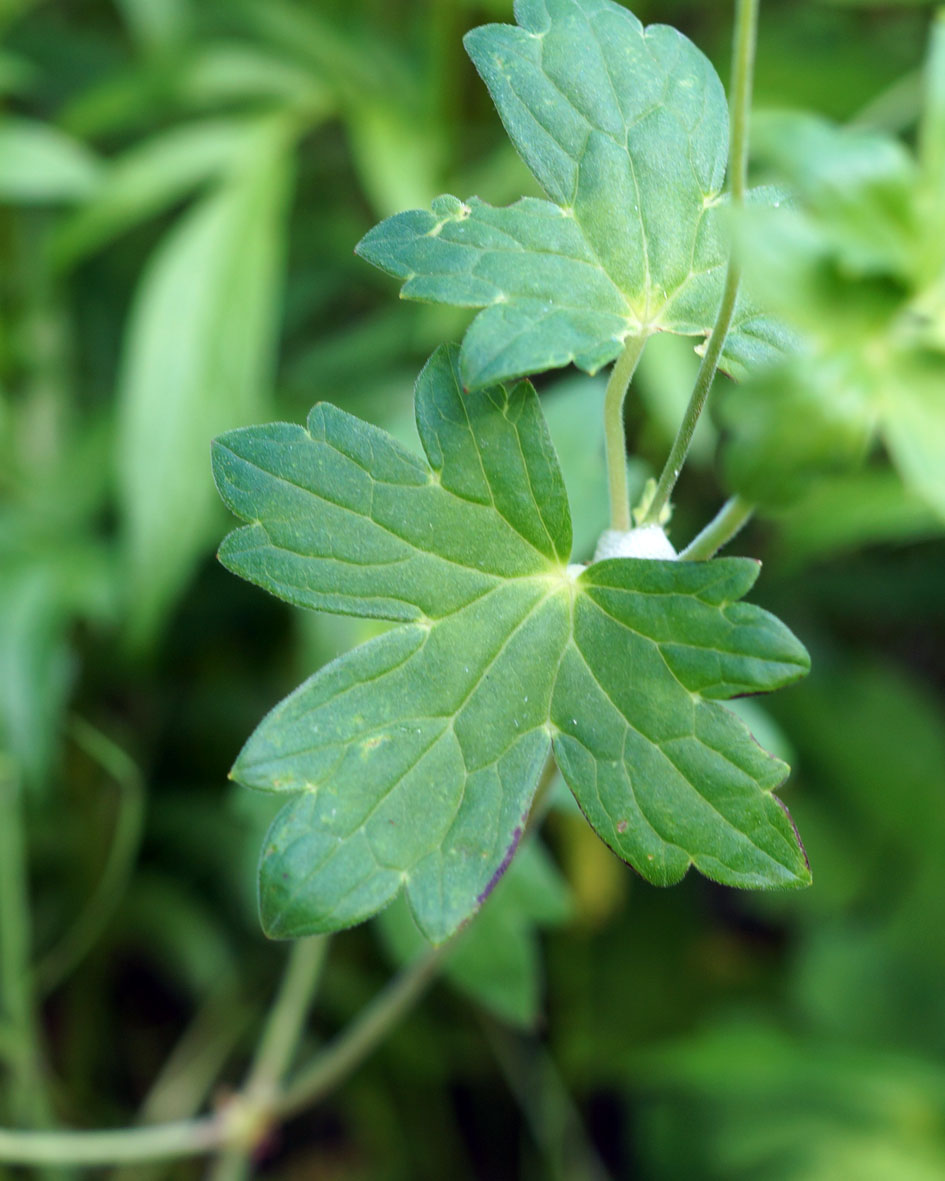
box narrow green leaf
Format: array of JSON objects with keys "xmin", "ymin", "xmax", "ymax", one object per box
[
  {"xmin": 0, "ymin": 566, "xmax": 70, "ymax": 789},
  {"xmin": 357, "ymin": 0, "xmax": 781, "ymax": 388},
  {"xmin": 119, "ymin": 124, "xmax": 292, "ymax": 645},
  {"xmin": 346, "ymin": 102, "xmax": 444, "ymax": 217},
  {"xmin": 215, "ymin": 345, "xmax": 810, "ymax": 943},
  {"xmin": 181, "ymin": 44, "xmax": 332, "ymax": 110},
  {"xmin": 54, "ymin": 119, "xmax": 259, "ymax": 266},
  {"xmin": 113, "ymin": 0, "xmax": 189, "ymax": 51},
  {"xmin": 0, "ymin": 117, "xmax": 100, "ymax": 203}
]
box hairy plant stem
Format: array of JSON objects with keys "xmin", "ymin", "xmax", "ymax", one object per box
[
  {"xmin": 0, "ymin": 943, "xmax": 445, "ymax": 1168},
  {"xmin": 603, "ymin": 334, "xmax": 647, "ymax": 532},
  {"xmin": 644, "ymin": 0, "xmax": 759, "ymax": 526},
  {"xmin": 679, "ymin": 495, "xmax": 754, "ymax": 560},
  {"xmin": 209, "ymin": 936, "xmax": 328, "ymax": 1181},
  {"xmin": 278, "ymin": 942, "xmax": 448, "ymax": 1118}
]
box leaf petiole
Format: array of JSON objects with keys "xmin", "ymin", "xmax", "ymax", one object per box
[
  {"xmin": 644, "ymin": 0, "xmax": 759, "ymax": 525},
  {"xmin": 603, "ymin": 335, "xmax": 647, "ymax": 533},
  {"xmin": 679, "ymin": 495, "xmax": 755, "ymax": 561}
]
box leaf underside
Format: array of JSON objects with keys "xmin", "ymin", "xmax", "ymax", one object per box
[
  {"xmin": 356, "ymin": 0, "xmax": 786, "ymax": 389},
  {"xmin": 213, "ymin": 344, "xmax": 810, "ymax": 944}
]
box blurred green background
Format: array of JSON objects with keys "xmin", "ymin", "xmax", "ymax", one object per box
[{"xmin": 1, "ymin": 0, "xmax": 945, "ymax": 1177}]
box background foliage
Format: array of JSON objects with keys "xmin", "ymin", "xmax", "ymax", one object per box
[{"xmin": 1, "ymin": 0, "xmax": 944, "ymax": 1177}]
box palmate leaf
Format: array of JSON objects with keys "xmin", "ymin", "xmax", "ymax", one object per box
[
  {"xmin": 212, "ymin": 345, "xmax": 810, "ymax": 943},
  {"xmin": 356, "ymin": 0, "xmax": 786, "ymax": 389}
]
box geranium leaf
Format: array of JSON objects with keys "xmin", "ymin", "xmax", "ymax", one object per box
[
  {"xmin": 356, "ymin": 0, "xmax": 783, "ymax": 388},
  {"xmin": 213, "ymin": 345, "xmax": 810, "ymax": 943}
]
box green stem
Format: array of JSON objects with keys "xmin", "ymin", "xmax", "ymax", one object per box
[
  {"xmin": 679, "ymin": 495, "xmax": 754, "ymax": 561},
  {"xmin": 209, "ymin": 937, "xmax": 328, "ymax": 1181},
  {"xmin": 278, "ymin": 943, "xmax": 448, "ymax": 1119},
  {"xmin": 244, "ymin": 937, "xmax": 328, "ymax": 1099},
  {"xmin": 603, "ymin": 335, "xmax": 647, "ymax": 532},
  {"xmin": 0, "ymin": 942, "xmax": 445, "ymax": 1169},
  {"xmin": 111, "ymin": 985, "xmax": 254, "ymax": 1181},
  {"xmin": 0, "ymin": 758, "xmax": 53, "ymax": 1130},
  {"xmin": 0, "ymin": 1119, "xmax": 223, "ymax": 1167},
  {"xmin": 644, "ymin": 0, "xmax": 759, "ymax": 526}
]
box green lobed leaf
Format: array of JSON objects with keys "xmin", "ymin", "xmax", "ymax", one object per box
[
  {"xmin": 213, "ymin": 345, "xmax": 810, "ymax": 943},
  {"xmin": 356, "ymin": 0, "xmax": 785, "ymax": 389}
]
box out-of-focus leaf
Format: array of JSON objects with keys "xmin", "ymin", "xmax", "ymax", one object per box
[
  {"xmin": 54, "ymin": 119, "xmax": 260, "ymax": 266},
  {"xmin": 118, "ymin": 119, "xmax": 293, "ymax": 645},
  {"xmin": 116, "ymin": 874, "xmax": 239, "ymax": 997},
  {"xmin": 752, "ymin": 110, "xmax": 918, "ymax": 277},
  {"xmin": 378, "ymin": 840, "xmax": 572, "ymax": 1027},
  {"xmin": 917, "ymin": 9, "xmax": 945, "ymax": 283},
  {"xmin": 0, "ymin": 565, "xmax": 70, "ymax": 788},
  {"xmin": 241, "ymin": 0, "xmax": 388, "ymax": 99},
  {"xmin": 179, "ymin": 43, "xmax": 332, "ymax": 112},
  {"xmin": 777, "ymin": 660, "xmax": 945, "ymax": 857},
  {"xmin": 0, "ymin": 51, "xmax": 34, "ymax": 97},
  {"xmin": 0, "ymin": 118, "xmax": 100, "ymax": 203},
  {"xmin": 113, "ymin": 0, "xmax": 190, "ymax": 51},
  {"xmin": 720, "ymin": 358, "xmax": 875, "ymax": 508},
  {"xmin": 727, "ymin": 93, "xmax": 945, "ymax": 519},
  {"xmin": 772, "ymin": 469, "xmax": 943, "ymax": 565},
  {"xmin": 882, "ymin": 355, "xmax": 945, "ymax": 520},
  {"xmin": 347, "ymin": 102, "xmax": 443, "ymax": 218},
  {"xmin": 634, "ymin": 1020, "xmax": 945, "ymax": 1181}
]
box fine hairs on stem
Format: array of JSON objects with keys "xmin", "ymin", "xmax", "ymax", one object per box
[
  {"xmin": 679, "ymin": 494, "xmax": 754, "ymax": 560},
  {"xmin": 603, "ymin": 335, "xmax": 647, "ymax": 532},
  {"xmin": 643, "ymin": 0, "xmax": 760, "ymax": 527}
]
